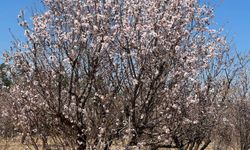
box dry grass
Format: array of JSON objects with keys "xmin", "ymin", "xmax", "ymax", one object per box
[
  {"xmin": 0, "ymin": 136, "xmax": 70, "ymax": 150},
  {"xmin": 0, "ymin": 138, "xmax": 238, "ymax": 150},
  {"xmin": 0, "ymin": 137, "xmax": 27, "ymax": 150}
]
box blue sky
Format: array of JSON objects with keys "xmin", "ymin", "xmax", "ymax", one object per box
[
  {"xmin": 0, "ymin": 1, "xmax": 250, "ymax": 54},
  {"xmin": 0, "ymin": 0, "xmax": 40, "ymax": 52},
  {"xmin": 214, "ymin": 0, "xmax": 250, "ymax": 52}
]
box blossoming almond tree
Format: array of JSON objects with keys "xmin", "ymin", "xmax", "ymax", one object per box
[{"xmin": 4, "ymin": 0, "xmax": 231, "ymax": 149}]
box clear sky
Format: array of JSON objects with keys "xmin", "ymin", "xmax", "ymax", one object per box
[
  {"xmin": 214, "ymin": 0, "xmax": 250, "ymax": 52},
  {"xmin": 0, "ymin": 0, "xmax": 40, "ymax": 52},
  {"xmin": 0, "ymin": 1, "xmax": 250, "ymax": 54}
]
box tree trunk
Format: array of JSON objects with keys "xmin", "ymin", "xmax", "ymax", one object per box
[
  {"xmin": 41, "ymin": 134, "xmax": 50, "ymax": 150},
  {"xmin": 172, "ymin": 135, "xmax": 184, "ymax": 150},
  {"xmin": 241, "ymin": 144, "xmax": 249, "ymax": 150},
  {"xmin": 200, "ymin": 139, "xmax": 211, "ymax": 150},
  {"xmin": 30, "ymin": 136, "xmax": 39, "ymax": 150},
  {"xmin": 193, "ymin": 141, "xmax": 201, "ymax": 150},
  {"xmin": 188, "ymin": 142, "xmax": 195, "ymax": 150},
  {"xmin": 21, "ymin": 132, "xmax": 27, "ymax": 144},
  {"xmin": 76, "ymin": 131, "xmax": 87, "ymax": 150},
  {"xmin": 104, "ymin": 140, "xmax": 113, "ymax": 150},
  {"xmin": 128, "ymin": 134, "xmax": 138, "ymax": 146}
]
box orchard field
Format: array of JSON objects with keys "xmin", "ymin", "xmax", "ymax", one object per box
[{"xmin": 1, "ymin": 0, "xmax": 250, "ymax": 150}]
